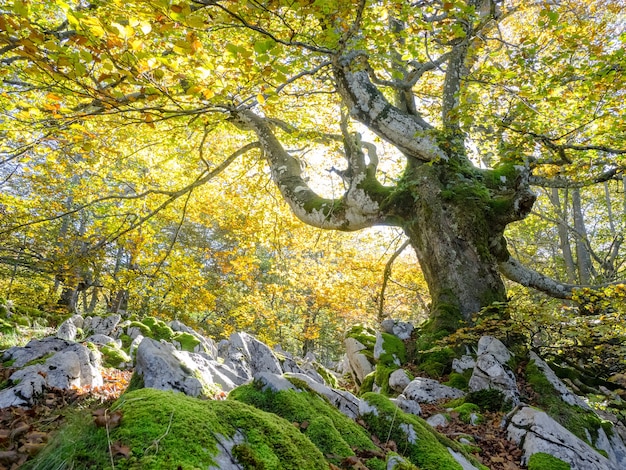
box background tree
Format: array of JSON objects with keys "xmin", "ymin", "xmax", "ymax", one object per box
[{"xmin": 1, "ymin": 0, "xmax": 624, "ymax": 336}]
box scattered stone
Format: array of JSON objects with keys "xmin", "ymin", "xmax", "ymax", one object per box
[
  {"xmin": 0, "ymin": 343, "xmax": 102, "ymax": 408},
  {"xmin": 391, "ymin": 394, "xmax": 421, "ymax": 416},
  {"xmin": 254, "ymin": 372, "xmax": 296, "ymax": 393},
  {"xmin": 452, "ymin": 355, "xmax": 476, "ymax": 374},
  {"xmin": 426, "ymin": 413, "xmax": 450, "ymax": 428},
  {"xmin": 84, "ymin": 334, "xmax": 119, "ymax": 347},
  {"xmin": 380, "ymin": 319, "xmax": 414, "ymax": 340},
  {"xmin": 402, "ymin": 377, "xmax": 465, "ymax": 404},
  {"xmin": 447, "ymin": 448, "xmax": 480, "ymax": 470},
  {"xmin": 56, "ymin": 318, "xmax": 78, "ymax": 342},
  {"xmin": 83, "ymin": 314, "xmax": 121, "ymax": 337},
  {"xmin": 389, "ymin": 369, "xmax": 412, "ymax": 393}
]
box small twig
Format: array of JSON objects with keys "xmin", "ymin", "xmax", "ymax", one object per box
[
  {"xmin": 105, "ymin": 410, "xmax": 115, "ymax": 470},
  {"xmin": 146, "ymin": 411, "xmax": 174, "ymax": 455}
]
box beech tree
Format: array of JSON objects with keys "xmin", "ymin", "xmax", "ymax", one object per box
[{"xmin": 1, "ymin": 0, "xmax": 625, "ymax": 332}]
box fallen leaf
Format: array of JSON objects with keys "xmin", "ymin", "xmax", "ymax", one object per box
[{"xmin": 111, "ymin": 441, "xmax": 131, "ymax": 458}]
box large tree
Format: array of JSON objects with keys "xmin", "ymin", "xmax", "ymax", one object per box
[{"xmin": 1, "ymin": 0, "xmax": 624, "ymax": 331}]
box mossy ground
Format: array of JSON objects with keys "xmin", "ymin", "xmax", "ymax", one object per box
[
  {"xmin": 527, "ymin": 452, "xmax": 571, "ymax": 470},
  {"xmin": 360, "ymin": 393, "xmax": 488, "ymax": 470},
  {"xmin": 26, "ymin": 388, "xmax": 328, "ymax": 469},
  {"xmin": 526, "ymin": 360, "xmax": 610, "ymax": 444},
  {"xmin": 230, "ymin": 381, "xmax": 378, "ymax": 464}
]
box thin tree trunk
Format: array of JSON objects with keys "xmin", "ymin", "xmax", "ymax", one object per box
[
  {"xmin": 548, "ymin": 188, "xmax": 577, "ymax": 283},
  {"xmin": 571, "ymin": 188, "xmax": 595, "ymax": 284}
]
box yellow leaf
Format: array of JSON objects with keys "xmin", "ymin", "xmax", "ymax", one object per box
[
  {"xmin": 257, "ymin": 93, "xmax": 265, "ymax": 105},
  {"xmin": 140, "ymin": 22, "xmax": 152, "ymax": 35}
]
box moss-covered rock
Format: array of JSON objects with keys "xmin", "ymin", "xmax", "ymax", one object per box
[
  {"xmin": 452, "ymin": 403, "xmax": 483, "ymax": 424},
  {"xmin": 171, "ymin": 331, "xmax": 201, "ymax": 352},
  {"xmin": 142, "ymin": 317, "xmax": 175, "ymax": 341},
  {"xmin": 527, "ymin": 452, "xmax": 571, "ymax": 470},
  {"xmin": 376, "ymin": 332, "xmax": 406, "ymax": 366},
  {"xmin": 230, "ymin": 380, "xmax": 378, "ymax": 464},
  {"xmin": 100, "ymin": 343, "xmax": 131, "ymax": 368},
  {"xmin": 526, "ymin": 360, "xmax": 609, "ymax": 444},
  {"xmin": 360, "ymin": 393, "xmax": 487, "ymax": 470},
  {"xmin": 346, "ymin": 324, "xmax": 377, "ymax": 358},
  {"xmin": 28, "ymin": 388, "xmax": 329, "ymax": 469}
]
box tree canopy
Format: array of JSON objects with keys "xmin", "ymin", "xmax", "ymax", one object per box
[{"xmin": 1, "ymin": 0, "xmax": 625, "ymax": 344}]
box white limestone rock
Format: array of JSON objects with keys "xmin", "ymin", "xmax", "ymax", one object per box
[
  {"xmin": 427, "ymin": 413, "xmax": 450, "ymax": 428},
  {"xmin": 505, "ymin": 405, "xmax": 620, "ymax": 470},
  {"xmin": 344, "ymin": 337, "xmax": 374, "ymax": 384},
  {"xmin": 380, "ymin": 319, "xmax": 414, "ymax": 340},
  {"xmin": 469, "ymin": 352, "xmax": 520, "ymax": 405},
  {"xmin": 391, "ymin": 394, "xmax": 422, "ymax": 416},
  {"xmin": 285, "ymin": 372, "xmax": 361, "ymax": 420},
  {"xmin": 169, "ymin": 320, "xmax": 218, "ymax": 358},
  {"xmin": 529, "ymin": 352, "xmax": 590, "ymax": 410},
  {"xmin": 2, "ymin": 337, "xmax": 73, "ymax": 368},
  {"xmin": 84, "ymin": 314, "xmax": 121, "ymax": 336},
  {"xmin": 254, "ymin": 372, "xmax": 297, "ymax": 393},
  {"xmin": 477, "ymin": 336, "xmax": 512, "ymax": 364},
  {"xmin": 389, "ymin": 369, "xmax": 412, "ymax": 393},
  {"xmin": 452, "ymin": 355, "xmax": 476, "ymax": 374},
  {"xmin": 447, "ymin": 448, "xmax": 480, "ymax": 470},
  {"xmin": 56, "ymin": 318, "xmax": 78, "ymax": 342},
  {"xmin": 403, "ymin": 377, "xmax": 465, "ymax": 404},
  {"xmin": 221, "ymin": 332, "xmax": 282, "ymax": 383}
]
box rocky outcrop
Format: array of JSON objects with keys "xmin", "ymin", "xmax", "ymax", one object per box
[
  {"xmin": 505, "ymin": 405, "xmax": 620, "ymax": 470},
  {"xmin": 0, "ymin": 341, "xmax": 102, "ymax": 408},
  {"xmin": 468, "ymin": 336, "xmax": 520, "ymax": 405},
  {"xmin": 402, "ymin": 377, "xmax": 465, "ymax": 404}
]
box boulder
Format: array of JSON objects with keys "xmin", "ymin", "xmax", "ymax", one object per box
[
  {"xmin": 285, "ymin": 372, "xmax": 362, "ymax": 420},
  {"xmin": 134, "ymin": 338, "xmax": 247, "ymax": 397},
  {"xmin": 169, "ymin": 320, "xmax": 218, "ymax": 358},
  {"xmin": 505, "ymin": 405, "xmax": 620, "ymax": 470},
  {"xmin": 83, "ymin": 314, "xmax": 121, "ymax": 336},
  {"xmin": 477, "ymin": 336, "xmax": 511, "ymax": 363},
  {"xmin": 380, "ymin": 319, "xmax": 414, "ymax": 340},
  {"xmin": 529, "ymin": 352, "xmax": 590, "ymax": 409},
  {"xmin": 389, "ymin": 369, "xmax": 412, "ymax": 393},
  {"xmin": 84, "ymin": 334, "xmax": 119, "ymax": 347},
  {"xmin": 391, "ymin": 394, "xmax": 422, "ymax": 416},
  {"xmin": 56, "ymin": 318, "xmax": 78, "ymax": 342},
  {"xmin": 3, "ymin": 337, "xmax": 74, "ymax": 368},
  {"xmin": 221, "ymin": 332, "xmax": 282, "ymax": 382},
  {"xmin": 452, "ymin": 355, "xmax": 476, "ymax": 374},
  {"xmin": 0, "ymin": 343, "xmax": 102, "ymax": 408},
  {"xmin": 344, "ymin": 337, "xmax": 374, "ymax": 384},
  {"xmin": 426, "ymin": 414, "xmax": 450, "ymax": 428},
  {"xmin": 402, "ymin": 377, "xmax": 465, "ymax": 404},
  {"xmin": 469, "ymin": 347, "xmax": 520, "ymax": 405}
]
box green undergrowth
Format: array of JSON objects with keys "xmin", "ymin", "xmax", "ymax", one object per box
[
  {"xmin": 525, "ymin": 360, "xmax": 612, "ymax": 444},
  {"xmin": 27, "ymin": 388, "xmax": 328, "ymax": 469},
  {"xmin": 360, "ymin": 393, "xmax": 488, "ymax": 470},
  {"xmin": 230, "ymin": 380, "xmax": 377, "ymax": 464},
  {"xmin": 527, "ymin": 452, "xmax": 571, "ymax": 470}
]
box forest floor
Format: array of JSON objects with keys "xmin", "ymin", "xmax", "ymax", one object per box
[{"xmin": 0, "ymin": 363, "xmax": 526, "ymax": 470}]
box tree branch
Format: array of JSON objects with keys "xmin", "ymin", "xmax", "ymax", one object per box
[{"xmin": 499, "ymin": 255, "xmax": 626, "ymax": 299}]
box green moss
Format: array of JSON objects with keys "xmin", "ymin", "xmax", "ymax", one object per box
[
  {"xmin": 142, "ymin": 317, "xmax": 174, "ymax": 341},
  {"xmin": 464, "ymin": 389, "xmax": 509, "ymax": 412},
  {"xmin": 125, "ymin": 371, "xmax": 145, "ymax": 393},
  {"xmin": 360, "ymin": 393, "xmax": 487, "ymax": 470},
  {"xmin": 24, "ymin": 352, "xmax": 54, "ymax": 367},
  {"xmin": 377, "ymin": 333, "xmax": 406, "ymax": 366},
  {"xmin": 444, "ymin": 372, "xmax": 469, "ymax": 391},
  {"xmin": 314, "ymin": 364, "xmax": 339, "ymax": 388},
  {"xmin": 527, "ymin": 452, "xmax": 571, "ymax": 470},
  {"xmin": 128, "ymin": 321, "xmax": 151, "ymax": 337},
  {"xmin": 306, "ymin": 416, "xmax": 354, "ymax": 462},
  {"xmin": 374, "ymin": 363, "xmax": 398, "ymax": 395},
  {"xmin": 526, "ymin": 360, "xmax": 607, "ymax": 444},
  {"xmin": 230, "ymin": 382, "xmax": 376, "ymax": 456},
  {"xmin": 28, "ymin": 388, "xmax": 328, "ymax": 470},
  {"xmin": 119, "ymin": 334, "xmax": 133, "ymax": 349},
  {"xmin": 172, "ymin": 331, "xmax": 201, "ymax": 352},
  {"xmin": 346, "ymin": 324, "xmax": 377, "ymax": 351},
  {"xmin": 100, "ymin": 343, "xmax": 131, "ymax": 368},
  {"xmin": 453, "ymin": 403, "xmax": 482, "ymax": 424},
  {"xmin": 360, "ymin": 371, "xmax": 375, "ymax": 394}
]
